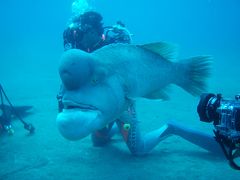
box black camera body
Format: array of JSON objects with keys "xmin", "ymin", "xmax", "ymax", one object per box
[
  {"xmin": 197, "ymin": 93, "xmax": 240, "ymax": 170},
  {"xmin": 198, "ymin": 93, "xmax": 240, "ymax": 141}
]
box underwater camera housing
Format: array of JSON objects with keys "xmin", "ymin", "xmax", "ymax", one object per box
[{"xmin": 197, "ymin": 93, "xmax": 240, "ymax": 170}]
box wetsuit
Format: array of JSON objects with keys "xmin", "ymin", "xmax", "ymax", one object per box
[
  {"xmin": 91, "ymin": 100, "xmax": 224, "ymax": 156},
  {"xmin": 63, "ymin": 23, "xmax": 131, "ymax": 52}
]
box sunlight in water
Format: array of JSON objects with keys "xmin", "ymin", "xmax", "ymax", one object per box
[{"xmin": 72, "ymin": 0, "xmax": 92, "ymax": 16}]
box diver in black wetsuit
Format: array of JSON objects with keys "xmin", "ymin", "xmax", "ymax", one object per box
[{"xmin": 63, "ymin": 11, "xmax": 132, "ymax": 52}]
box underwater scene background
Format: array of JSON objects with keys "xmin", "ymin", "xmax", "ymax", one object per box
[{"xmin": 0, "ymin": 0, "xmax": 240, "ymax": 179}]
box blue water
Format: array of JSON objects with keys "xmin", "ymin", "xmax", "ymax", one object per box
[
  {"xmin": 0, "ymin": 0, "xmax": 239, "ymax": 81},
  {"xmin": 0, "ymin": 0, "xmax": 240, "ymax": 179}
]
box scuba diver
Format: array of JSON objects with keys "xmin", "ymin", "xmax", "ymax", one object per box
[
  {"xmin": 59, "ymin": 10, "xmax": 132, "ymax": 146},
  {"xmin": 63, "ymin": 11, "xmax": 132, "ymax": 52}
]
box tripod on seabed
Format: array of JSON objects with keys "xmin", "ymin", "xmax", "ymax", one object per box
[{"xmin": 0, "ymin": 84, "xmax": 35, "ymax": 134}]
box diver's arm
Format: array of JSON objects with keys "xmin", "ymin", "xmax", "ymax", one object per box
[
  {"xmin": 104, "ymin": 23, "xmax": 132, "ymax": 45},
  {"xmin": 63, "ymin": 27, "xmax": 79, "ymax": 51},
  {"xmin": 63, "ymin": 28, "xmax": 72, "ymax": 50}
]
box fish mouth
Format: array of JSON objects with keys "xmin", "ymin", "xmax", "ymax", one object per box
[
  {"xmin": 56, "ymin": 100, "xmax": 102, "ymax": 141},
  {"xmin": 62, "ymin": 100, "xmax": 98, "ymax": 111}
]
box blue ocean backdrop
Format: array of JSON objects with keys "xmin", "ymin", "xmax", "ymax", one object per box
[{"xmin": 0, "ymin": 0, "xmax": 240, "ymax": 179}]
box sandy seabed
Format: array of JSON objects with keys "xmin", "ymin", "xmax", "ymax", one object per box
[{"xmin": 1, "ymin": 57, "xmax": 240, "ymax": 180}]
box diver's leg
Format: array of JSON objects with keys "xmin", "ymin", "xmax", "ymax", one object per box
[
  {"xmin": 117, "ymin": 101, "xmax": 224, "ymax": 157},
  {"xmin": 117, "ymin": 119, "xmax": 171, "ymax": 155},
  {"xmin": 167, "ymin": 121, "xmax": 224, "ymax": 157},
  {"xmin": 116, "ymin": 101, "xmax": 171, "ymax": 155},
  {"xmin": 91, "ymin": 122, "xmax": 119, "ymax": 146}
]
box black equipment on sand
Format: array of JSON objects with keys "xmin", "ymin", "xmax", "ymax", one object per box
[{"xmin": 0, "ymin": 84, "xmax": 35, "ymax": 134}]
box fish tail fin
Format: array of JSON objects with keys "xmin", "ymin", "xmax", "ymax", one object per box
[{"xmin": 175, "ymin": 56, "xmax": 212, "ymax": 96}]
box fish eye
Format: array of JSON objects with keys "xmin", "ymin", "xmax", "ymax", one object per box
[{"xmin": 91, "ymin": 78, "xmax": 99, "ymax": 85}]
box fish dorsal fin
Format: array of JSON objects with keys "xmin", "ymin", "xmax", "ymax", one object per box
[
  {"xmin": 143, "ymin": 87, "xmax": 170, "ymax": 100},
  {"xmin": 140, "ymin": 42, "xmax": 178, "ymax": 61}
]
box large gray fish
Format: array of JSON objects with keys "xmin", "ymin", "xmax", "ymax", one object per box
[{"xmin": 57, "ymin": 42, "xmax": 211, "ymax": 140}]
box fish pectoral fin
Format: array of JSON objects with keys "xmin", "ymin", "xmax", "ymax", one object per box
[
  {"xmin": 140, "ymin": 42, "xmax": 178, "ymax": 62},
  {"xmin": 143, "ymin": 89, "xmax": 170, "ymax": 100}
]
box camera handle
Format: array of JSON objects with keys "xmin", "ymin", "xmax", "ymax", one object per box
[
  {"xmin": 229, "ymin": 147, "xmax": 240, "ymax": 170},
  {"xmin": 214, "ymin": 130, "xmax": 240, "ymax": 170},
  {"xmin": 0, "ymin": 84, "xmax": 35, "ymax": 134}
]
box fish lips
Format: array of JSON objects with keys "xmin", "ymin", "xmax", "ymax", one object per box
[{"xmin": 56, "ymin": 107, "xmax": 103, "ymax": 141}]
